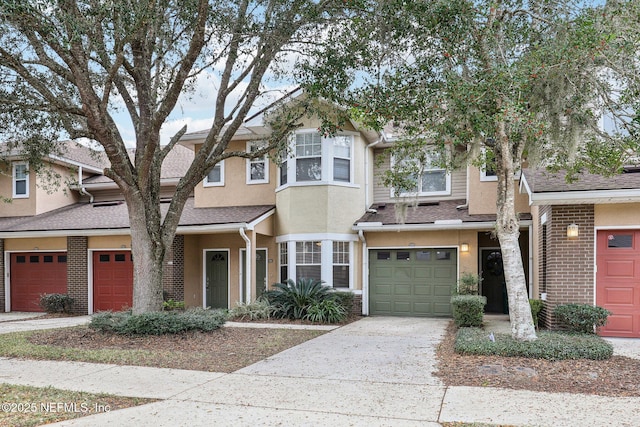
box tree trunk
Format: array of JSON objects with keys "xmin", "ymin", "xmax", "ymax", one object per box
[
  {"xmin": 495, "ymin": 124, "xmax": 537, "ymax": 341},
  {"xmin": 128, "ymin": 197, "xmax": 166, "ymax": 314}
]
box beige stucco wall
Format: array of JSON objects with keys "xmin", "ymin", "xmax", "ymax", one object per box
[
  {"xmin": 468, "ymin": 166, "xmax": 531, "ymax": 215},
  {"xmin": 5, "ymin": 237, "xmax": 67, "ymax": 251},
  {"xmin": 595, "ymin": 203, "xmax": 640, "ymax": 227},
  {"xmin": 0, "ymin": 167, "xmax": 37, "ymax": 217},
  {"xmin": 35, "ymin": 163, "xmax": 79, "ymax": 215},
  {"xmin": 88, "ymin": 236, "xmax": 131, "ymax": 249},
  {"xmin": 194, "ymin": 139, "xmax": 277, "ymax": 208},
  {"xmin": 363, "ymin": 229, "xmax": 480, "ymax": 277},
  {"xmin": 276, "ymin": 185, "xmax": 365, "ymax": 235}
]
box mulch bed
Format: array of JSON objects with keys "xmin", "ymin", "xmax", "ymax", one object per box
[
  {"xmin": 27, "ymin": 326, "xmax": 325, "ymax": 372},
  {"xmin": 435, "ymin": 322, "xmax": 640, "ymax": 397}
]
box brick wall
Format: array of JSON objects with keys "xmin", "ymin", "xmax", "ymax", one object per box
[
  {"xmin": 538, "ymin": 205, "xmax": 595, "ymax": 329},
  {"xmin": 162, "ymin": 235, "xmax": 184, "ymax": 301},
  {"xmin": 67, "ymin": 236, "xmax": 89, "ymax": 314},
  {"xmin": 0, "ymin": 239, "xmax": 4, "ymax": 312}
]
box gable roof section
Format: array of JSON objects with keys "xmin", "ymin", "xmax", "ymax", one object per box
[
  {"xmin": 354, "ymin": 199, "xmax": 532, "ymax": 231},
  {"xmin": 0, "ymin": 198, "xmax": 275, "ymax": 237},
  {"xmin": 81, "ymin": 144, "xmax": 195, "ymax": 185},
  {"xmin": 520, "ymin": 168, "xmax": 640, "ymax": 205}
]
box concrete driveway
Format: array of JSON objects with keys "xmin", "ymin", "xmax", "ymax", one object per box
[{"xmin": 48, "ymin": 317, "xmax": 448, "ymax": 426}]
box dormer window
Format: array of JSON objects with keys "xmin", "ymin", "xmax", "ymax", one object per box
[
  {"xmin": 12, "ymin": 162, "xmax": 29, "ymax": 198},
  {"xmin": 204, "ymin": 161, "xmax": 224, "ymax": 187},
  {"xmin": 279, "ymin": 131, "xmax": 354, "ymax": 187}
]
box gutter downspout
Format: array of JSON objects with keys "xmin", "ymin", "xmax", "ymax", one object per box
[
  {"xmin": 239, "ymin": 227, "xmax": 252, "ymax": 303},
  {"xmin": 78, "ymin": 166, "xmax": 95, "ymax": 204},
  {"xmin": 365, "ymin": 138, "xmax": 383, "ymax": 210},
  {"xmin": 358, "ymin": 230, "xmax": 369, "ymax": 316}
]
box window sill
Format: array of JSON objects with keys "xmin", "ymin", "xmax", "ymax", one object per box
[{"xmin": 276, "ymin": 181, "xmax": 360, "ymax": 192}]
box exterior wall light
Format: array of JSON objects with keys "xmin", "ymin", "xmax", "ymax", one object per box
[
  {"xmin": 460, "ymin": 243, "xmax": 470, "ymax": 252},
  {"xmin": 567, "ymin": 223, "xmax": 579, "ymax": 239}
]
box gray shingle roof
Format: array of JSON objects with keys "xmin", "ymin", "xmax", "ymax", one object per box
[
  {"xmin": 0, "ymin": 198, "xmax": 274, "ymax": 234},
  {"xmin": 355, "ymin": 200, "xmax": 530, "ymax": 225},
  {"xmin": 522, "ymin": 168, "xmax": 640, "ymax": 193},
  {"xmin": 83, "ymin": 144, "xmax": 194, "ymax": 184}
]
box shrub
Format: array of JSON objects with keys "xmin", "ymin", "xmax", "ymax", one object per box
[
  {"xmin": 305, "ymin": 299, "xmax": 348, "ymax": 323},
  {"xmin": 456, "ymin": 272, "xmax": 482, "ymax": 295},
  {"xmin": 39, "ymin": 293, "xmax": 74, "ymax": 313},
  {"xmin": 229, "ymin": 298, "xmax": 274, "ymax": 321},
  {"xmin": 529, "ymin": 299, "xmax": 544, "ymax": 329},
  {"xmin": 89, "ymin": 308, "xmax": 226, "ymax": 335},
  {"xmin": 454, "ymin": 327, "xmax": 613, "ymax": 360},
  {"xmin": 162, "ymin": 299, "xmax": 185, "ymax": 311},
  {"xmin": 264, "ymin": 278, "xmax": 332, "ymax": 320},
  {"xmin": 451, "ymin": 295, "xmax": 487, "ymax": 327},
  {"xmin": 329, "ymin": 291, "xmax": 355, "ymax": 313},
  {"xmin": 554, "ymin": 304, "xmax": 611, "ymax": 334}
]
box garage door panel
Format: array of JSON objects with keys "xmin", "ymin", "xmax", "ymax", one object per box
[
  {"xmin": 93, "ymin": 251, "xmax": 133, "ymax": 312},
  {"xmin": 394, "ymin": 267, "xmax": 411, "ymax": 280},
  {"xmin": 369, "ymin": 249, "xmax": 455, "ymax": 317},
  {"xmin": 605, "ymin": 260, "xmax": 635, "ymax": 277},
  {"xmin": 597, "ymin": 230, "xmax": 640, "ymax": 337},
  {"xmin": 394, "ymin": 284, "xmax": 412, "ymax": 295},
  {"xmin": 414, "ymin": 267, "xmax": 433, "ymax": 279},
  {"xmin": 11, "ymin": 252, "xmax": 67, "ymax": 312}
]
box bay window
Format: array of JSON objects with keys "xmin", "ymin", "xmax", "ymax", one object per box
[{"xmin": 279, "ymin": 131, "xmax": 354, "ymax": 186}]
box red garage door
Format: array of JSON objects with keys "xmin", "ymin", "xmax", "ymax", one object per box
[
  {"xmin": 11, "ymin": 252, "xmax": 68, "ymax": 312},
  {"xmin": 93, "ymin": 251, "xmax": 133, "ymax": 312},
  {"xmin": 596, "ymin": 230, "xmax": 640, "ymax": 337}
]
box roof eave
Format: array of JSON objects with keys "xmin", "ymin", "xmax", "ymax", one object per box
[
  {"xmin": 353, "ymin": 220, "xmax": 533, "ymax": 232},
  {"xmin": 527, "ymin": 189, "xmax": 640, "ymax": 205}
]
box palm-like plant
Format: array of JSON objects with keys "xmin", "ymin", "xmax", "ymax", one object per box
[{"xmin": 265, "ymin": 278, "xmax": 331, "ymax": 320}]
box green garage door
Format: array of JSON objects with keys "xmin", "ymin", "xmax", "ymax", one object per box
[{"xmin": 369, "ymin": 248, "xmax": 456, "ymax": 317}]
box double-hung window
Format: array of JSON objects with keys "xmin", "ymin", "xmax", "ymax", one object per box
[
  {"xmin": 332, "ymin": 241, "xmax": 350, "ymax": 288},
  {"xmin": 295, "ymin": 241, "xmax": 322, "ymax": 280},
  {"xmin": 247, "ymin": 141, "xmax": 268, "ymax": 184},
  {"xmin": 279, "ymin": 131, "xmax": 354, "ymax": 186},
  {"xmin": 393, "ymin": 150, "xmax": 450, "ymax": 197},
  {"xmin": 295, "ymin": 133, "xmax": 322, "ymax": 182},
  {"xmin": 204, "ymin": 161, "xmax": 224, "ymax": 187},
  {"xmin": 12, "ymin": 162, "xmax": 29, "ymax": 198}
]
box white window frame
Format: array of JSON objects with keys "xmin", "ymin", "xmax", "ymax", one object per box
[
  {"xmin": 332, "ymin": 241, "xmax": 350, "ymax": 288},
  {"xmin": 278, "ymin": 130, "xmax": 356, "ymax": 188},
  {"xmin": 390, "ymin": 150, "xmax": 451, "ymax": 197},
  {"xmin": 276, "ymin": 234, "xmax": 356, "ymax": 289},
  {"xmin": 12, "ymin": 162, "xmax": 29, "ymax": 198},
  {"xmin": 203, "ymin": 161, "xmax": 225, "ymax": 187},
  {"xmin": 246, "ymin": 141, "xmax": 269, "ymax": 184}
]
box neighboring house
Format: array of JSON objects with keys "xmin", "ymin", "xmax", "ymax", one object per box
[
  {"xmin": 0, "ymin": 114, "xmax": 637, "ymax": 338},
  {"xmin": 520, "ymin": 168, "xmax": 640, "ymax": 338}
]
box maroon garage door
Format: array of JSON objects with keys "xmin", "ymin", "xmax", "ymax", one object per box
[
  {"xmin": 93, "ymin": 251, "xmax": 133, "ymax": 312},
  {"xmin": 596, "ymin": 230, "xmax": 640, "ymax": 337},
  {"xmin": 10, "ymin": 252, "xmax": 68, "ymax": 312}
]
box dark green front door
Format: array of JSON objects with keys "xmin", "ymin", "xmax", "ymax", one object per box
[
  {"xmin": 369, "ymin": 248, "xmax": 456, "ymax": 317},
  {"xmin": 206, "ymin": 251, "xmax": 228, "ymax": 309}
]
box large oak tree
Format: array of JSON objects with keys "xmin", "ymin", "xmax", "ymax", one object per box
[{"xmin": 0, "ymin": 0, "xmax": 360, "ymax": 313}]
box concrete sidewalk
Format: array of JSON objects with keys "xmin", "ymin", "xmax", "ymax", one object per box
[
  {"xmin": 0, "ymin": 314, "xmax": 90, "ymax": 334},
  {"xmin": 0, "ymin": 316, "xmax": 637, "ymax": 426}
]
